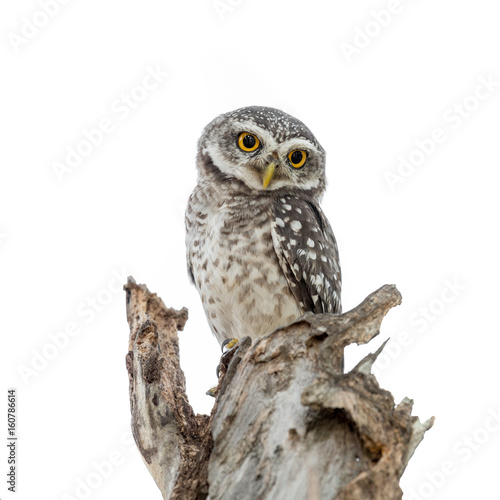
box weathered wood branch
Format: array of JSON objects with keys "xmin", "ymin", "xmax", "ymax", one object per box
[
  {"xmin": 125, "ymin": 278, "xmax": 211, "ymax": 499},
  {"xmin": 125, "ymin": 278, "xmax": 433, "ymax": 500}
]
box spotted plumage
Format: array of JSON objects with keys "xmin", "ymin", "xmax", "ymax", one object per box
[{"xmin": 185, "ymin": 106, "xmax": 341, "ymax": 345}]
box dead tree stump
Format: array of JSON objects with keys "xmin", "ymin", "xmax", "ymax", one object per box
[{"xmin": 125, "ymin": 278, "xmax": 433, "ymax": 500}]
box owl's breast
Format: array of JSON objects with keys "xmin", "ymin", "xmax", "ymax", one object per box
[{"xmin": 186, "ymin": 187, "xmax": 300, "ymax": 343}]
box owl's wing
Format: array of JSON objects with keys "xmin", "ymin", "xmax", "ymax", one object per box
[{"xmin": 271, "ymin": 197, "xmax": 342, "ymax": 314}]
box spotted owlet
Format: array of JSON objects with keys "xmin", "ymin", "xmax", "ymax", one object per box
[{"xmin": 185, "ymin": 106, "xmax": 341, "ymax": 346}]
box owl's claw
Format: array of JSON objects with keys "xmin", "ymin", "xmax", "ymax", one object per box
[
  {"xmin": 210, "ymin": 338, "xmax": 240, "ymax": 391},
  {"xmin": 216, "ymin": 338, "xmax": 239, "ymax": 377},
  {"xmin": 221, "ymin": 337, "xmax": 239, "ymax": 353},
  {"xmin": 209, "ymin": 343, "xmax": 236, "ymax": 396},
  {"xmin": 208, "ymin": 337, "xmax": 250, "ymax": 397},
  {"xmin": 206, "ymin": 386, "xmax": 217, "ymax": 398}
]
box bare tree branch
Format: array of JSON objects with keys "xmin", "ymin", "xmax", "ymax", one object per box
[{"xmin": 125, "ymin": 279, "xmax": 433, "ymax": 500}]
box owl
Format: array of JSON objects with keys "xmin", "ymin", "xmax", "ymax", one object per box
[{"xmin": 185, "ymin": 106, "xmax": 341, "ymax": 346}]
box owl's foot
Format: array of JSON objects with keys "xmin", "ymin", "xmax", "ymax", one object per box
[
  {"xmin": 216, "ymin": 338, "xmax": 239, "ymax": 377},
  {"xmin": 208, "ymin": 337, "xmax": 251, "ymax": 397},
  {"xmin": 221, "ymin": 337, "xmax": 239, "ymax": 353},
  {"xmin": 206, "ymin": 386, "xmax": 217, "ymax": 397},
  {"xmin": 208, "ymin": 338, "xmax": 240, "ymax": 396}
]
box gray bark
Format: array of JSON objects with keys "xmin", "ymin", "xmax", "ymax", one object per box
[{"xmin": 125, "ymin": 278, "xmax": 433, "ymax": 500}]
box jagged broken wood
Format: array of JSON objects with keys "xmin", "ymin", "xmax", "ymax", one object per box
[{"xmin": 125, "ymin": 278, "xmax": 433, "ymax": 500}]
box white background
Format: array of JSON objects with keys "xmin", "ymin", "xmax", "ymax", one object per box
[{"xmin": 1, "ymin": 1, "xmax": 499, "ymax": 499}]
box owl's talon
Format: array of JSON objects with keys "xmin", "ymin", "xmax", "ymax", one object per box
[
  {"xmin": 221, "ymin": 337, "xmax": 239, "ymax": 353},
  {"xmin": 216, "ymin": 338, "xmax": 241, "ymax": 381},
  {"xmin": 206, "ymin": 386, "xmax": 217, "ymax": 398}
]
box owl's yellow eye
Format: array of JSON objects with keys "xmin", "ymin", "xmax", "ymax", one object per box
[
  {"xmin": 238, "ymin": 132, "xmax": 260, "ymax": 152},
  {"xmin": 288, "ymin": 150, "xmax": 307, "ymax": 169}
]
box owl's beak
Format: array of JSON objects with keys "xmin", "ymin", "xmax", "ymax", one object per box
[{"xmin": 262, "ymin": 162, "xmax": 277, "ymax": 189}]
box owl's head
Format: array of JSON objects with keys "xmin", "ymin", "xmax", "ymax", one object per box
[{"xmin": 197, "ymin": 106, "xmax": 326, "ymax": 196}]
